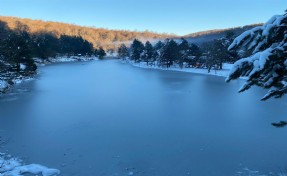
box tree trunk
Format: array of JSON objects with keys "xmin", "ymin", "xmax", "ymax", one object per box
[{"xmin": 219, "ymin": 62, "xmax": 223, "ymax": 70}]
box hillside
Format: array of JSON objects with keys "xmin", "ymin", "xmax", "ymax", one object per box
[
  {"xmin": 182, "ymin": 24, "xmax": 263, "ymax": 45},
  {"xmin": 0, "ymin": 16, "xmax": 176, "ymax": 50},
  {"xmin": 0, "ymin": 16, "xmax": 263, "ymax": 49}
]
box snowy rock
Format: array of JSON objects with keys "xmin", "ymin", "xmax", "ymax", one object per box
[
  {"xmin": 20, "ymin": 64, "xmax": 26, "ymax": 71},
  {"xmin": 0, "ymin": 153, "xmax": 60, "ymax": 176},
  {"xmin": 0, "ymin": 80, "xmax": 9, "ymax": 93}
]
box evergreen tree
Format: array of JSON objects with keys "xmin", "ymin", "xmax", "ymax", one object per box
[
  {"xmin": 202, "ymin": 38, "xmax": 230, "ymax": 72},
  {"xmin": 142, "ymin": 41, "xmax": 154, "ymax": 65},
  {"xmin": 160, "ymin": 39, "xmax": 179, "ymax": 68},
  {"xmin": 226, "ymin": 12, "xmax": 287, "ymax": 101},
  {"xmin": 32, "ymin": 32, "xmax": 60, "ymax": 59},
  {"xmin": 153, "ymin": 41, "xmax": 164, "ymax": 62},
  {"xmin": 130, "ymin": 39, "xmax": 144, "ymax": 62},
  {"xmin": 178, "ymin": 38, "xmax": 190, "ymax": 68},
  {"xmin": 0, "ymin": 22, "xmax": 10, "ymax": 63},
  {"xmin": 81, "ymin": 40, "xmax": 94, "ymax": 56},
  {"xmin": 187, "ymin": 43, "xmax": 202, "ymax": 67},
  {"xmin": 1, "ymin": 22, "xmax": 36, "ymax": 73},
  {"xmin": 154, "ymin": 41, "xmax": 164, "ymax": 50},
  {"xmin": 94, "ymin": 48, "xmax": 98, "ymax": 56},
  {"xmin": 117, "ymin": 44, "xmax": 129, "ymax": 59},
  {"xmin": 97, "ymin": 47, "xmax": 106, "ymax": 59}
]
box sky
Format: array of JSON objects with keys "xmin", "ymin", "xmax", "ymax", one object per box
[{"xmin": 0, "ymin": 0, "xmax": 286, "ymax": 36}]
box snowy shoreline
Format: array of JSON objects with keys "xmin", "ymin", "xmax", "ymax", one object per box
[
  {"xmin": 0, "ymin": 56, "xmax": 98, "ymax": 94},
  {"xmin": 124, "ymin": 59, "xmax": 244, "ymax": 79}
]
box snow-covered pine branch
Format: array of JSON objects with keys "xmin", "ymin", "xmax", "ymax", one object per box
[{"xmin": 226, "ymin": 12, "xmax": 287, "ymax": 100}]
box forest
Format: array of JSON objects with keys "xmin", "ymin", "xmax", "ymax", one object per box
[{"xmin": 118, "ymin": 34, "xmax": 239, "ymax": 72}]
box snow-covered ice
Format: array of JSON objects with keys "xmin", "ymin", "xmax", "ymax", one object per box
[{"xmin": 0, "ymin": 153, "xmax": 60, "ymax": 176}]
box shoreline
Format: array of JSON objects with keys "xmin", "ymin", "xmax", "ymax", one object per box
[
  {"xmin": 0, "ymin": 56, "xmax": 98, "ymax": 94},
  {"xmin": 123, "ymin": 59, "xmax": 246, "ymax": 79},
  {"xmin": 0, "ymin": 56, "xmax": 99, "ymax": 175}
]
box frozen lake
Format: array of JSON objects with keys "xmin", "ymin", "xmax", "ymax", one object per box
[{"xmin": 0, "ymin": 59, "xmax": 287, "ymax": 176}]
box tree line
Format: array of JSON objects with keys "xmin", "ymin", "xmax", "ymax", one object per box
[
  {"xmin": 0, "ymin": 16, "xmax": 174, "ymax": 50},
  {"xmin": 0, "ymin": 20, "xmax": 106, "ymax": 77},
  {"xmin": 118, "ymin": 32, "xmax": 239, "ymax": 71},
  {"xmin": 183, "ymin": 24, "xmax": 262, "ymax": 38}
]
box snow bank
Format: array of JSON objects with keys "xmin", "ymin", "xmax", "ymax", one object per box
[
  {"xmin": 126, "ymin": 60, "xmax": 240, "ymax": 78},
  {"xmin": 49, "ymin": 56, "xmax": 98, "ymax": 63},
  {"xmin": 0, "ymin": 153, "xmax": 60, "ymax": 176},
  {"xmin": 12, "ymin": 76, "xmax": 35, "ymax": 85},
  {"xmin": 34, "ymin": 56, "xmax": 98, "ymax": 66}
]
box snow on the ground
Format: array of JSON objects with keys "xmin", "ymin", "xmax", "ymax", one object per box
[
  {"xmin": 48, "ymin": 56, "xmax": 98, "ymax": 63},
  {"xmin": 106, "ymin": 52, "xmax": 118, "ymax": 57},
  {"xmin": 0, "ymin": 77, "xmax": 34, "ymax": 94},
  {"xmin": 34, "ymin": 56, "xmax": 99, "ymax": 66},
  {"xmin": 0, "ymin": 153, "xmax": 60, "ymax": 176},
  {"xmin": 11, "ymin": 77, "xmax": 34, "ymax": 85},
  {"xmin": 126, "ymin": 60, "xmax": 239, "ymax": 78}
]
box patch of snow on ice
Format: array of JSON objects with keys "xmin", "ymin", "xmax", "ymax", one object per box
[
  {"xmin": 0, "ymin": 153, "xmax": 60, "ymax": 176},
  {"xmin": 0, "ymin": 80, "xmax": 8, "ymax": 89},
  {"xmin": 19, "ymin": 64, "xmax": 26, "ymax": 71}
]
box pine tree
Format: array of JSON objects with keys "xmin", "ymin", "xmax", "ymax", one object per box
[
  {"xmin": 187, "ymin": 43, "xmax": 202, "ymax": 67},
  {"xmin": 154, "ymin": 41, "xmax": 164, "ymax": 50},
  {"xmin": 130, "ymin": 39, "xmax": 144, "ymax": 62},
  {"xmin": 153, "ymin": 41, "xmax": 164, "ymax": 62},
  {"xmin": 117, "ymin": 44, "xmax": 129, "ymax": 59},
  {"xmin": 142, "ymin": 41, "xmax": 154, "ymax": 65},
  {"xmin": 178, "ymin": 38, "xmax": 189, "ymax": 68},
  {"xmin": 160, "ymin": 39, "xmax": 179, "ymax": 68},
  {"xmin": 32, "ymin": 32, "xmax": 60, "ymax": 59},
  {"xmin": 97, "ymin": 47, "xmax": 106, "ymax": 59},
  {"xmin": 2, "ymin": 22, "xmax": 36, "ymax": 73},
  {"xmin": 226, "ymin": 12, "xmax": 287, "ymax": 100}
]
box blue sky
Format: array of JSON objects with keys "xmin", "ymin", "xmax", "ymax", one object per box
[{"xmin": 0, "ymin": 0, "xmax": 286, "ymax": 35}]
